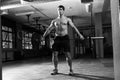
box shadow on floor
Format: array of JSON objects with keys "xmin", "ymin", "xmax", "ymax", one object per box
[{"xmin": 57, "ymin": 73, "xmax": 114, "ymax": 80}]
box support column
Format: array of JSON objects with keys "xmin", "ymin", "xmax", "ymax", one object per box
[
  {"xmin": 110, "ymin": 0, "xmax": 120, "ymax": 80},
  {"xmin": 0, "ymin": 2, "xmax": 3, "ymax": 80},
  {"xmin": 16, "ymin": 24, "xmax": 22, "ymax": 50},
  {"xmin": 94, "ymin": 13, "xmax": 104, "ymax": 58},
  {"xmin": 14, "ymin": 24, "xmax": 22, "ymax": 60}
]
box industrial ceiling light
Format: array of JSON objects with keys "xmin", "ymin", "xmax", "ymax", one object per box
[{"xmin": 0, "ymin": 10, "xmax": 8, "ymax": 15}]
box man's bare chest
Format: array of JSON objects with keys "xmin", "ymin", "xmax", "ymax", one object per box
[{"xmin": 54, "ymin": 19, "xmax": 68, "ymax": 28}]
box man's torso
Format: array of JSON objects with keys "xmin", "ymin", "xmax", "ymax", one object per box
[{"xmin": 53, "ymin": 16, "xmax": 69, "ymax": 36}]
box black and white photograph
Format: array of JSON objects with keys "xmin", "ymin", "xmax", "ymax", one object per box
[{"xmin": 0, "ymin": 0, "xmax": 119, "ymax": 80}]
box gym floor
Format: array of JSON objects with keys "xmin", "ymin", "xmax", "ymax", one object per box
[{"xmin": 2, "ymin": 56, "xmax": 114, "ymax": 80}]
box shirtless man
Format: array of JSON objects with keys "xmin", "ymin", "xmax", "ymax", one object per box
[{"xmin": 43, "ymin": 5, "xmax": 84, "ymax": 75}]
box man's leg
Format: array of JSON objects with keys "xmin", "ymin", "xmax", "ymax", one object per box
[
  {"xmin": 65, "ymin": 52, "xmax": 73, "ymax": 75},
  {"xmin": 51, "ymin": 51, "xmax": 59, "ymax": 75}
]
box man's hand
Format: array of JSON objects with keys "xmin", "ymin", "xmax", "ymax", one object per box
[
  {"xmin": 79, "ymin": 35, "xmax": 85, "ymax": 40},
  {"xmin": 41, "ymin": 36, "xmax": 45, "ymax": 45}
]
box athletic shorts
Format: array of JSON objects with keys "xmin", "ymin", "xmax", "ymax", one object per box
[{"xmin": 52, "ymin": 35, "xmax": 70, "ymax": 52}]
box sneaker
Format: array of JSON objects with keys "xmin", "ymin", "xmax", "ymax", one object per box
[
  {"xmin": 51, "ymin": 69, "xmax": 58, "ymax": 75},
  {"xmin": 69, "ymin": 70, "xmax": 74, "ymax": 76}
]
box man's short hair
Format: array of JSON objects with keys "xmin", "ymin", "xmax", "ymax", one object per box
[{"xmin": 58, "ymin": 5, "xmax": 65, "ymax": 11}]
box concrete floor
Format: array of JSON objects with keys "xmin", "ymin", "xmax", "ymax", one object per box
[{"xmin": 2, "ymin": 57, "xmax": 114, "ymax": 80}]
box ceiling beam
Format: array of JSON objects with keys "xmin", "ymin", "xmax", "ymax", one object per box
[
  {"xmin": 1, "ymin": 0, "xmax": 21, "ymax": 6},
  {"xmin": 30, "ymin": 5, "xmax": 51, "ymax": 19}
]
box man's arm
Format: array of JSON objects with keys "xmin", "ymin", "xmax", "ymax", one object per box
[
  {"xmin": 43, "ymin": 20, "xmax": 54, "ymax": 39},
  {"xmin": 68, "ymin": 18, "xmax": 84, "ymax": 40}
]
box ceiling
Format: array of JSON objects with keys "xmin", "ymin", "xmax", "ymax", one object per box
[{"xmin": 0, "ymin": 0, "xmax": 111, "ymax": 28}]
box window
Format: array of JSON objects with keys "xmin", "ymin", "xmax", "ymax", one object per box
[
  {"xmin": 2, "ymin": 26, "xmax": 13, "ymax": 49},
  {"xmin": 22, "ymin": 31, "xmax": 32, "ymax": 49}
]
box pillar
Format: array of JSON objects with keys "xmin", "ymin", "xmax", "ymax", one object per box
[
  {"xmin": 94, "ymin": 13, "xmax": 104, "ymax": 58},
  {"xmin": 110, "ymin": 0, "xmax": 120, "ymax": 80},
  {"xmin": 14, "ymin": 24, "xmax": 23, "ymax": 60},
  {"xmin": 16, "ymin": 24, "xmax": 22, "ymax": 50},
  {"xmin": 0, "ymin": 2, "xmax": 3, "ymax": 79}
]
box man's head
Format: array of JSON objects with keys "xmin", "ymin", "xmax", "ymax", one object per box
[
  {"xmin": 57, "ymin": 5, "xmax": 65, "ymax": 16},
  {"xmin": 58, "ymin": 5, "xmax": 65, "ymax": 11}
]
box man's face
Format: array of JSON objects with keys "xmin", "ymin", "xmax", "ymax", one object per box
[{"xmin": 58, "ymin": 8, "xmax": 64, "ymax": 16}]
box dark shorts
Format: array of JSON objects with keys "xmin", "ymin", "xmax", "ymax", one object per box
[{"xmin": 52, "ymin": 35, "xmax": 70, "ymax": 52}]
